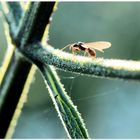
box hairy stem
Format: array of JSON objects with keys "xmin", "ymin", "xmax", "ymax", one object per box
[
  {"xmin": 0, "ymin": 50, "xmax": 32, "ymax": 138},
  {"xmin": 21, "ymin": 42, "xmax": 140, "ymax": 81},
  {"xmin": 0, "ymin": 2, "xmax": 55, "ymax": 138},
  {"xmin": 37, "ymin": 64, "xmax": 89, "ymax": 138}
]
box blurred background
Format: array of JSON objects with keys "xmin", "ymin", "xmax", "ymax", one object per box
[{"xmin": 1, "ymin": 2, "xmax": 140, "ymax": 138}]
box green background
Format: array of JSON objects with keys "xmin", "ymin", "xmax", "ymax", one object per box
[{"xmin": 0, "ymin": 2, "xmax": 140, "ymax": 138}]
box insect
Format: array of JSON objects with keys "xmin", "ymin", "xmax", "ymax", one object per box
[{"xmin": 61, "ymin": 41, "xmax": 111, "ymax": 58}]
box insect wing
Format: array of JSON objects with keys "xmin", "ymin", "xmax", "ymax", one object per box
[{"xmin": 85, "ymin": 41, "xmax": 111, "ymax": 52}]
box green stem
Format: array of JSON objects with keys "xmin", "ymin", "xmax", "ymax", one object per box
[
  {"xmin": 22, "ymin": 42, "xmax": 140, "ymax": 81},
  {"xmin": 1, "ymin": 2, "xmax": 23, "ymax": 40},
  {"xmin": 38, "ymin": 64, "xmax": 89, "ymax": 138},
  {"xmin": 15, "ymin": 2, "xmax": 55, "ymax": 47},
  {"xmin": 0, "ymin": 2, "xmax": 55, "ymax": 138},
  {"xmin": 7, "ymin": 2, "xmax": 23, "ymax": 26},
  {"xmin": 0, "ymin": 50, "xmax": 32, "ymax": 138}
]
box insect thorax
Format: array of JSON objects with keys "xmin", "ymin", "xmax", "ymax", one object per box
[
  {"xmin": 73, "ymin": 42, "xmax": 83, "ymax": 46},
  {"xmin": 73, "ymin": 42, "xmax": 86, "ymax": 51}
]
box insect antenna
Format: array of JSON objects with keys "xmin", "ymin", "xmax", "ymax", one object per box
[{"xmin": 61, "ymin": 44, "xmax": 71, "ymax": 51}]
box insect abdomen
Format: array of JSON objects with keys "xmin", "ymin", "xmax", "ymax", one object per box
[{"xmin": 88, "ymin": 48, "xmax": 96, "ymax": 57}]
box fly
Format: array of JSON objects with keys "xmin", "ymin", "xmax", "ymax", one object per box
[{"xmin": 61, "ymin": 41, "xmax": 111, "ymax": 58}]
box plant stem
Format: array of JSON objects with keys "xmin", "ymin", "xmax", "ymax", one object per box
[
  {"xmin": 0, "ymin": 50, "xmax": 32, "ymax": 138},
  {"xmin": 37, "ymin": 64, "xmax": 89, "ymax": 138},
  {"xmin": 7, "ymin": 2, "xmax": 23, "ymax": 26},
  {"xmin": 0, "ymin": 2, "xmax": 55, "ymax": 138},
  {"xmin": 15, "ymin": 2, "xmax": 55, "ymax": 47},
  {"xmin": 21, "ymin": 42, "xmax": 140, "ymax": 81}
]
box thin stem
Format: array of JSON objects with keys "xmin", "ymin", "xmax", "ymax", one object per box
[
  {"xmin": 15, "ymin": 2, "xmax": 55, "ymax": 47},
  {"xmin": 0, "ymin": 50, "xmax": 32, "ymax": 138},
  {"xmin": 0, "ymin": 2, "xmax": 55, "ymax": 138},
  {"xmin": 38, "ymin": 64, "xmax": 89, "ymax": 138},
  {"xmin": 1, "ymin": 2, "xmax": 23, "ymax": 40},
  {"xmin": 7, "ymin": 2, "xmax": 23, "ymax": 26},
  {"xmin": 22, "ymin": 42, "xmax": 140, "ymax": 81}
]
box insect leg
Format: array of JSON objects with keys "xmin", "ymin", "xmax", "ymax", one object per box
[
  {"xmin": 84, "ymin": 50, "xmax": 88, "ymax": 56},
  {"xmin": 71, "ymin": 48, "xmax": 77, "ymax": 61}
]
